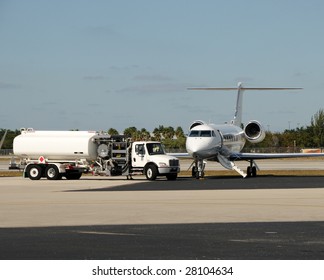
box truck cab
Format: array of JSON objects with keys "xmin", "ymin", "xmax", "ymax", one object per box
[{"xmin": 131, "ymin": 141, "xmax": 180, "ymax": 180}]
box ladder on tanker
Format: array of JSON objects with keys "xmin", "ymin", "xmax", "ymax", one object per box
[{"xmin": 111, "ymin": 141, "xmax": 129, "ymax": 174}]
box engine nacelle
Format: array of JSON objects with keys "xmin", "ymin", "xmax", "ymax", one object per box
[
  {"xmin": 189, "ymin": 120, "xmax": 206, "ymax": 130},
  {"xmin": 244, "ymin": 120, "xmax": 266, "ymax": 143}
]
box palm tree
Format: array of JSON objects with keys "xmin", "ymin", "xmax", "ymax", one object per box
[
  {"xmin": 108, "ymin": 128, "xmax": 119, "ymax": 135},
  {"xmin": 123, "ymin": 127, "xmax": 138, "ymax": 139},
  {"xmin": 139, "ymin": 128, "xmax": 151, "ymax": 141},
  {"xmin": 175, "ymin": 126, "xmax": 185, "ymax": 139},
  {"xmin": 153, "ymin": 126, "xmax": 163, "ymax": 141},
  {"xmin": 162, "ymin": 126, "xmax": 175, "ymax": 140}
]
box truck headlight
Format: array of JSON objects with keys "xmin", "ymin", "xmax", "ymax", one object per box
[{"xmin": 158, "ymin": 162, "xmax": 168, "ymax": 168}]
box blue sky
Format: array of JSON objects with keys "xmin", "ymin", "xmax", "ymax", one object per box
[{"xmin": 1, "ymin": 0, "xmax": 323, "ymax": 132}]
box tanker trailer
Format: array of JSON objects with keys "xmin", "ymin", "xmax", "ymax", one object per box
[{"xmin": 13, "ymin": 128, "xmax": 100, "ymax": 180}]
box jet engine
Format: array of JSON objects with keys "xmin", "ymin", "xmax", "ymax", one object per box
[
  {"xmin": 244, "ymin": 120, "xmax": 266, "ymax": 143},
  {"xmin": 189, "ymin": 120, "xmax": 206, "ymax": 130}
]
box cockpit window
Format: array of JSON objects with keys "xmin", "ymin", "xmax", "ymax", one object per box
[
  {"xmin": 189, "ymin": 130, "xmax": 199, "ymax": 137},
  {"xmin": 189, "ymin": 130, "xmax": 213, "ymax": 137},
  {"xmin": 200, "ymin": 130, "xmax": 211, "ymax": 137}
]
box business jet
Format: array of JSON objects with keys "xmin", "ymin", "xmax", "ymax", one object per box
[{"xmin": 186, "ymin": 82, "xmax": 323, "ymax": 179}]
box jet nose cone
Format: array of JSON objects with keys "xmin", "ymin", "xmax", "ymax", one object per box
[
  {"xmin": 186, "ymin": 127, "xmax": 223, "ymax": 158},
  {"xmin": 186, "ymin": 138, "xmax": 199, "ymax": 154},
  {"xmin": 186, "ymin": 137, "xmax": 213, "ymax": 157}
]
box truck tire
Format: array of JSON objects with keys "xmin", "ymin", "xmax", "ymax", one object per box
[
  {"xmin": 26, "ymin": 164, "xmax": 42, "ymax": 180},
  {"xmin": 45, "ymin": 165, "xmax": 61, "ymax": 180},
  {"xmin": 145, "ymin": 164, "xmax": 158, "ymax": 181}
]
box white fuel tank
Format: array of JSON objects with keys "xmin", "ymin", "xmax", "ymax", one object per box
[{"xmin": 13, "ymin": 129, "xmax": 99, "ymax": 160}]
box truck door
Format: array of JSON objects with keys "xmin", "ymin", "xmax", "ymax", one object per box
[{"xmin": 132, "ymin": 143, "xmax": 146, "ymax": 167}]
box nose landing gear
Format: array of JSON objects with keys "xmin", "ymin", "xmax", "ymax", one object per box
[{"xmin": 192, "ymin": 159, "xmax": 206, "ymax": 179}]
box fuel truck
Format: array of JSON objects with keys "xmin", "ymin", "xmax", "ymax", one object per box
[{"xmin": 13, "ymin": 128, "xmax": 180, "ymax": 181}]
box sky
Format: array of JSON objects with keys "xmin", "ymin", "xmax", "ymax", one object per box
[{"xmin": 1, "ymin": 0, "xmax": 324, "ymax": 133}]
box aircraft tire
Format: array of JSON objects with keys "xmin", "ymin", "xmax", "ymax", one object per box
[
  {"xmin": 246, "ymin": 166, "xmax": 252, "ymax": 177},
  {"xmin": 192, "ymin": 166, "xmax": 198, "ymax": 178},
  {"xmin": 247, "ymin": 166, "xmax": 257, "ymax": 177}
]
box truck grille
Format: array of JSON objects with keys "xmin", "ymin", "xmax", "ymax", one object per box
[{"xmin": 169, "ymin": 159, "xmax": 179, "ymax": 167}]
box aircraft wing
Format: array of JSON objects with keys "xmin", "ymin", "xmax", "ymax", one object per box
[
  {"xmin": 168, "ymin": 151, "xmax": 324, "ymax": 161},
  {"xmin": 167, "ymin": 152, "xmax": 190, "ymax": 158},
  {"xmin": 229, "ymin": 152, "xmax": 324, "ymax": 161}
]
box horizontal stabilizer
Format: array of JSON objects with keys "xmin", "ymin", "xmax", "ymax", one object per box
[
  {"xmin": 188, "ymin": 83, "xmax": 302, "ymax": 126},
  {"xmin": 188, "ymin": 87, "xmax": 303, "ymax": 90}
]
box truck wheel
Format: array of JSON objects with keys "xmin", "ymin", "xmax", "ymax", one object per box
[
  {"xmin": 145, "ymin": 165, "xmax": 157, "ymax": 181},
  {"xmin": 166, "ymin": 174, "xmax": 177, "ymax": 180},
  {"xmin": 45, "ymin": 165, "xmax": 61, "ymax": 180},
  {"xmin": 27, "ymin": 165, "xmax": 42, "ymax": 180}
]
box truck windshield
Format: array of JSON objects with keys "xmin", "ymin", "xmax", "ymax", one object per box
[{"xmin": 146, "ymin": 143, "xmax": 165, "ymax": 155}]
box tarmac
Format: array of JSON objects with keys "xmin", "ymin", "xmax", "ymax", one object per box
[{"xmin": 1, "ymin": 166, "xmax": 324, "ymax": 259}]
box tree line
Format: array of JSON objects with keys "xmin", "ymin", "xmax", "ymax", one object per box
[
  {"xmin": 2, "ymin": 109, "xmax": 324, "ymax": 151},
  {"xmin": 0, "ymin": 126, "xmax": 187, "ymax": 150},
  {"xmin": 109, "ymin": 125, "xmax": 186, "ymax": 150},
  {"xmin": 244, "ymin": 109, "xmax": 324, "ymax": 152}
]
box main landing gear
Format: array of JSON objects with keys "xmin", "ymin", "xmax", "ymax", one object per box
[
  {"xmin": 246, "ymin": 161, "xmax": 258, "ymax": 177},
  {"xmin": 191, "ymin": 159, "xmax": 258, "ymax": 179},
  {"xmin": 191, "ymin": 159, "xmax": 259, "ymax": 179}
]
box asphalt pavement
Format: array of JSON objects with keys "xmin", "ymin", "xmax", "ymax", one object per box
[
  {"xmin": 1, "ymin": 174, "xmax": 324, "ymax": 260},
  {"xmin": 1, "ymin": 221, "xmax": 324, "ymax": 260}
]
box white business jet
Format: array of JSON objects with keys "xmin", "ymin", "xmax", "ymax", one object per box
[{"xmin": 186, "ymin": 82, "xmax": 322, "ymax": 179}]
